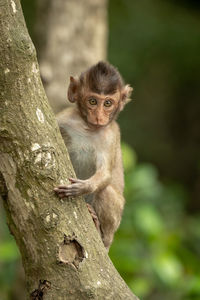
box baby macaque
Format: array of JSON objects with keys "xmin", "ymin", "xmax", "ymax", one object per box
[{"xmin": 54, "ymin": 61, "xmax": 132, "ymax": 250}]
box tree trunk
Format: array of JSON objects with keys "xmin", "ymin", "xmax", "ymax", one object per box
[
  {"xmin": 0, "ymin": 0, "xmax": 138, "ymax": 299},
  {"xmin": 34, "ymin": 0, "xmax": 108, "ymax": 113}
]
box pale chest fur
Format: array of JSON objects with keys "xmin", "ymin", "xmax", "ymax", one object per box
[
  {"xmin": 57, "ymin": 107, "xmax": 117, "ymax": 180},
  {"xmin": 65, "ymin": 124, "xmax": 114, "ymax": 181},
  {"xmin": 67, "ymin": 127, "xmax": 98, "ymax": 180}
]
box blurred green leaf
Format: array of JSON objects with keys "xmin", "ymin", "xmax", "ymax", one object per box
[
  {"xmin": 121, "ymin": 142, "xmax": 137, "ymax": 172},
  {"xmin": 133, "ymin": 204, "xmax": 164, "ymax": 237},
  {"xmin": 152, "ymin": 252, "xmax": 183, "ymax": 286},
  {"xmin": 126, "ymin": 164, "xmax": 163, "ymax": 202},
  {"xmin": 129, "ymin": 277, "xmax": 152, "ymax": 299},
  {"xmin": 0, "ymin": 240, "xmax": 20, "ymax": 262},
  {"xmin": 186, "ymin": 276, "xmax": 200, "ymax": 296}
]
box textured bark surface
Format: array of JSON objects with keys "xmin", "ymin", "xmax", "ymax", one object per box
[
  {"xmin": 34, "ymin": 0, "xmax": 108, "ymax": 112},
  {"xmin": 0, "ymin": 0, "xmax": 138, "ymax": 299}
]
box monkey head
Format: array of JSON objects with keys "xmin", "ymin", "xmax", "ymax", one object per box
[{"xmin": 67, "ymin": 61, "xmax": 133, "ymax": 128}]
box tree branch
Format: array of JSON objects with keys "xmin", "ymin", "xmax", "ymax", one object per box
[{"xmin": 0, "ymin": 0, "xmax": 138, "ymax": 298}]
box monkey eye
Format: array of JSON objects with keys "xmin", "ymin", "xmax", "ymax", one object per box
[
  {"xmin": 104, "ymin": 99, "xmax": 112, "ymax": 107},
  {"xmin": 88, "ymin": 98, "xmax": 97, "ymax": 105}
]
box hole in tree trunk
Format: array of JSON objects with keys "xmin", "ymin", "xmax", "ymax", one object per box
[{"xmin": 58, "ymin": 234, "xmax": 84, "ymax": 269}]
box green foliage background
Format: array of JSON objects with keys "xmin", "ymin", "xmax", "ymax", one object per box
[
  {"xmin": 110, "ymin": 144, "xmax": 200, "ymax": 300},
  {"xmin": 0, "ymin": 0, "xmax": 200, "ymax": 299},
  {"xmin": 108, "ymin": 1, "xmax": 200, "ymax": 299}
]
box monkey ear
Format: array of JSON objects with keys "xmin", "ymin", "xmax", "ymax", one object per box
[
  {"xmin": 67, "ymin": 76, "xmax": 79, "ymax": 103},
  {"xmin": 120, "ymin": 84, "xmax": 133, "ymax": 111}
]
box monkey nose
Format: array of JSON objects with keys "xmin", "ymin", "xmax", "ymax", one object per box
[
  {"xmin": 96, "ymin": 117, "xmax": 102, "ymax": 124},
  {"xmin": 96, "ymin": 117, "xmax": 105, "ymax": 126}
]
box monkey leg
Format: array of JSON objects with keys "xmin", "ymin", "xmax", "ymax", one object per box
[
  {"xmin": 92, "ymin": 185, "xmax": 125, "ymax": 250},
  {"xmin": 86, "ymin": 203, "xmax": 101, "ymax": 235}
]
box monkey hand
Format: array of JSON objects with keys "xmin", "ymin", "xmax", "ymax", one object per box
[{"xmin": 54, "ymin": 178, "xmax": 94, "ymax": 198}]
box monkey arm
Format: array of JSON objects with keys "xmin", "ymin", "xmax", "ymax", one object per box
[
  {"xmin": 54, "ymin": 169, "xmax": 111, "ymax": 198},
  {"xmin": 54, "ymin": 151, "xmax": 112, "ymax": 198},
  {"xmin": 86, "ymin": 166, "xmax": 111, "ymax": 192}
]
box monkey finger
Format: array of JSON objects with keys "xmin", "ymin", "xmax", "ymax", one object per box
[
  {"xmin": 67, "ymin": 183, "xmax": 82, "ymax": 190},
  {"xmin": 69, "ymin": 178, "xmax": 84, "ymax": 184},
  {"xmin": 56, "ymin": 189, "xmax": 79, "ymax": 197},
  {"xmin": 54, "ymin": 188, "xmax": 70, "ymax": 193},
  {"xmin": 55, "ymin": 184, "xmax": 81, "ymax": 191},
  {"xmin": 56, "ymin": 185, "xmax": 70, "ymax": 189},
  {"xmin": 60, "ymin": 185, "xmax": 79, "ymax": 191},
  {"xmin": 63, "ymin": 191, "xmax": 79, "ymax": 196},
  {"xmin": 68, "ymin": 178, "xmax": 78, "ymax": 183},
  {"xmin": 67, "ymin": 187, "xmax": 87, "ymax": 195},
  {"xmin": 61, "ymin": 185, "xmax": 78, "ymax": 191}
]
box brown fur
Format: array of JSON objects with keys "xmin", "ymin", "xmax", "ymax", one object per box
[
  {"xmin": 81, "ymin": 61, "xmax": 123, "ymax": 95},
  {"xmin": 55, "ymin": 61, "xmax": 133, "ymax": 250}
]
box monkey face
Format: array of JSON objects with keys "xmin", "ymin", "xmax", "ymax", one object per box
[
  {"xmin": 67, "ymin": 62, "xmax": 133, "ymax": 128},
  {"xmin": 84, "ymin": 92, "xmax": 121, "ymax": 128}
]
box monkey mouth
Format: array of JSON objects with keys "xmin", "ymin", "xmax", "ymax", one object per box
[{"xmin": 87, "ymin": 121, "xmax": 107, "ymax": 129}]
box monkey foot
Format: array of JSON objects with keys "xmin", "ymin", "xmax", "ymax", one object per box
[{"xmin": 86, "ymin": 203, "xmax": 101, "ymax": 234}]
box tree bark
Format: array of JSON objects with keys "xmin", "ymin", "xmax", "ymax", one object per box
[
  {"xmin": 0, "ymin": 0, "xmax": 138, "ymax": 299},
  {"xmin": 34, "ymin": 0, "xmax": 108, "ymax": 113}
]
